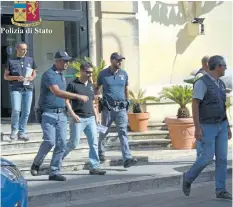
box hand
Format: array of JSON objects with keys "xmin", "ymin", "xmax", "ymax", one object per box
[
  {"xmin": 95, "ymin": 116, "xmax": 100, "ymax": 125},
  {"xmin": 25, "ymin": 76, "xmax": 34, "ymax": 81},
  {"xmin": 71, "ymin": 113, "xmax": 80, "ymax": 123},
  {"xmin": 228, "ymin": 127, "xmax": 232, "ymax": 140},
  {"xmin": 195, "ymin": 126, "xmax": 202, "ymax": 141},
  {"xmin": 18, "ymin": 76, "xmax": 25, "ymax": 82},
  {"xmin": 77, "ymin": 95, "xmax": 89, "ymax": 102}
]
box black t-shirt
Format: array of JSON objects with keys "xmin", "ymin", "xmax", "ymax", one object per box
[{"xmin": 66, "ymin": 78, "xmax": 95, "ymax": 118}]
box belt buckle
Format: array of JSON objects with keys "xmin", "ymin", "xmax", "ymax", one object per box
[{"xmin": 57, "ymin": 109, "xmax": 61, "ymax": 113}]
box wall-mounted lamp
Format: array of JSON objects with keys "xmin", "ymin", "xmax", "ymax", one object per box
[{"xmin": 187, "ymin": 17, "xmax": 205, "ymax": 37}]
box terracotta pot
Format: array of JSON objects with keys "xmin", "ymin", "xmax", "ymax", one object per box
[
  {"xmin": 128, "ymin": 112, "xmax": 149, "ymax": 132},
  {"xmin": 165, "ymin": 117, "xmax": 196, "ymax": 150}
]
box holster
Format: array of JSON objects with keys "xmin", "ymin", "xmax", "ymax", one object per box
[{"xmin": 98, "ymin": 97, "xmax": 104, "ymax": 113}]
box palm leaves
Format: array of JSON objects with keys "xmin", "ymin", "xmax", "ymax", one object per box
[
  {"xmin": 68, "ymin": 57, "xmax": 106, "ymax": 85},
  {"xmin": 160, "ymin": 85, "xmax": 193, "ymax": 118},
  {"xmin": 160, "ymin": 85, "xmax": 193, "ymax": 108},
  {"xmin": 129, "ymin": 89, "xmax": 159, "ymax": 113}
]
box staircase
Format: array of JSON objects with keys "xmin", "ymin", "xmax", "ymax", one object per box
[{"xmin": 1, "ymin": 122, "xmax": 171, "ymax": 176}]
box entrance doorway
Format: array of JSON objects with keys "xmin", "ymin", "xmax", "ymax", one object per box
[{"xmin": 1, "ymin": 14, "xmax": 25, "ymax": 118}]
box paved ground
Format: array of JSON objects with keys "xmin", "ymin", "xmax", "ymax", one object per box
[{"xmin": 41, "ymin": 180, "xmax": 232, "ymax": 207}]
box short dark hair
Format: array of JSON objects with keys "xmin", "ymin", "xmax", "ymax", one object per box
[
  {"xmin": 16, "ymin": 42, "xmax": 27, "ymax": 48},
  {"xmin": 208, "ymin": 55, "xmax": 225, "ymax": 71},
  {"xmin": 80, "ymin": 62, "xmax": 93, "ymax": 71}
]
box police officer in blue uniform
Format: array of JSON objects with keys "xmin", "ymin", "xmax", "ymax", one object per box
[
  {"xmin": 182, "ymin": 55, "xmax": 232, "ymax": 200},
  {"xmin": 30, "ymin": 51, "xmax": 89, "ymax": 181},
  {"xmin": 4, "ymin": 42, "xmax": 37, "ymax": 141},
  {"xmin": 95, "ymin": 52, "xmax": 137, "ymax": 168}
]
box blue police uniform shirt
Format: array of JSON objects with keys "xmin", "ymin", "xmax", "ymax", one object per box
[
  {"xmin": 97, "ymin": 67, "xmax": 128, "ymax": 101},
  {"xmin": 7, "ymin": 56, "xmax": 37, "ymax": 90},
  {"xmin": 38, "ymin": 65, "xmax": 66, "ymax": 110}
]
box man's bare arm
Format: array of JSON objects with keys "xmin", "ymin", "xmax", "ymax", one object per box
[
  {"xmin": 49, "ymin": 85, "xmax": 88, "ymax": 101},
  {"xmin": 4, "ymin": 70, "xmax": 22, "ymax": 81},
  {"xmin": 65, "ymin": 99, "xmax": 75, "ymax": 116},
  {"xmin": 192, "ymin": 98, "xmax": 201, "ymax": 128},
  {"xmin": 95, "ymin": 85, "xmax": 101, "ymax": 96}
]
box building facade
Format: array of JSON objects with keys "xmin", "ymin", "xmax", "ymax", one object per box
[{"xmin": 1, "ymin": 1, "xmax": 232, "ymax": 122}]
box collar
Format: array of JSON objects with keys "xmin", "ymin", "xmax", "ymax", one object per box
[
  {"xmin": 108, "ymin": 66, "xmax": 120, "ymax": 75},
  {"xmin": 52, "ymin": 64, "xmax": 63, "ymax": 74},
  {"xmin": 74, "ymin": 77, "xmax": 88, "ymax": 86}
]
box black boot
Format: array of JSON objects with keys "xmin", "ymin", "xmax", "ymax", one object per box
[{"xmin": 30, "ymin": 163, "xmax": 40, "ymax": 176}]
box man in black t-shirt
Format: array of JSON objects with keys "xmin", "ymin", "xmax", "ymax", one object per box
[{"xmin": 63, "ymin": 62, "xmax": 106, "ymax": 175}]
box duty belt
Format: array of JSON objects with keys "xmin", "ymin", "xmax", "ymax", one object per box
[
  {"xmin": 108, "ymin": 100, "xmax": 125, "ymax": 107},
  {"xmin": 43, "ymin": 108, "xmax": 66, "ymax": 113}
]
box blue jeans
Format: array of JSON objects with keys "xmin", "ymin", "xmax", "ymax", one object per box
[
  {"xmin": 196, "ymin": 140, "xmax": 202, "ymax": 158},
  {"xmin": 99, "ymin": 107, "xmax": 132, "ymax": 162},
  {"xmin": 64, "ymin": 116, "xmax": 100, "ymax": 170},
  {"xmin": 185, "ymin": 120, "xmax": 229, "ymax": 193},
  {"xmin": 10, "ymin": 90, "xmax": 33, "ymax": 135},
  {"xmin": 33, "ymin": 112, "xmax": 67, "ymax": 176}
]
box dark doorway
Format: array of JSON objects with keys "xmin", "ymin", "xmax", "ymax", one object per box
[{"xmin": 1, "ymin": 14, "xmax": 25, "ymax": 117}]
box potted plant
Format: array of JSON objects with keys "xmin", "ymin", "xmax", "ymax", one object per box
[
  {"xmin": 160, "ymin": 85, "xmax": 195, "ymax": 149},
  {"xmin": 128, "ymin": 89, "xmax": 158, "ymax": 132}
]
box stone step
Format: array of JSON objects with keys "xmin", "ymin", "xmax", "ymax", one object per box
[
  {"xmin": 1, "ymin": 139, "xmax": 171, "ymax": 157},
  {"xmin": 1, "ymin": 122, "xmax": 168, "ymax": 137},
  {"xmin": 1, "ymin": 130, "xmax": 170, "ymax": 152}
]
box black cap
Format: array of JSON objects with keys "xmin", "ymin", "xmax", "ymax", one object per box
[
  {"xmin": 54, "ymin": 51, "xmax": 72, "ymax": 61},
  {"xmin": 110, "ymin": 52, "xmax": 125, "ymax": 60}
]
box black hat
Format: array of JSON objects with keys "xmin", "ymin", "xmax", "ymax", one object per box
[
  {"xmin": 54, "ymin": 50, "xmax": 72, "ymax": 61},
  {"xmin": 110, "ymin": 52, "xmax": 125, "ymax": 60}
]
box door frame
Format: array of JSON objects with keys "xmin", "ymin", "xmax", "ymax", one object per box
[{"xmin": 1, "ymin": 2, "xmax": 89, "ymax": 122}]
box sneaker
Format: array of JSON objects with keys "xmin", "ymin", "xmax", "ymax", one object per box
[
  {"xmin": 123, "ymin": 158, "xmax": 137, "ymax": 168},
  {"xmin": 10, "ymin": 133, "xmax": 18, "ymax": 141},
  {"xmin": 30, "ymin": 163, "xmax": 40, "ymax": 176},
  {"xmin": 89, "ymin": 168, "xmax": 106, "ymax": 175},
  {"xmin": 182, "ymin": 173, "xmax": 191, "ymax": 196},
  {"xmin": 216, "ymin": 191, "xmax": 232, "ymax": 200},
  {"xmin": 18, "ymin": 133, "xmax": 29, "ymax": 141},
  {"xmin": 49, "ymin": 174, "xmax": 66, "ymax": 181},
  {"xmin": 99, "ymin": 154, "xmax": 106, "ymax": 162}
]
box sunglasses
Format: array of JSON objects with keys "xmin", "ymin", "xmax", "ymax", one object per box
[{"xmin": 86, "ymin": 71, "xmax": 93, "ymax": 74}]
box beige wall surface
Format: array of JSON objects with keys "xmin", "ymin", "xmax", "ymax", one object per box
[
  {"xmin": 33, "ymin": 21, "xmax": 65, "ymax": 106},
  {"xmin": 138, "ymin": 1, "xmax": 232, "ymax": 95}
]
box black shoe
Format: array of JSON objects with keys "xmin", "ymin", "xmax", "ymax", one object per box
[
  {"xmin": 30, "ymin": 163, "xmax": 40, "ymax": 176},
  {"xmin": 99, "ymin": 154, "xmax": 106, "ymax": 162},
  {"xmin": 216, "ymin": 191, "xmax": 232, "ymax": 200},
  {"xmin": 123, "ymin": 158, "xmax": 137, "ymax": 168},
  {"xmin": 182, "ymin": 173, "xmax": 191, "ymax": 196},
  {"xmin": 49, "ymin": 174, "xmax": 66, "ymax": 181},
  {"xmin": 89, "ymin": 168, "xmax": 106, "ymax": 175}
]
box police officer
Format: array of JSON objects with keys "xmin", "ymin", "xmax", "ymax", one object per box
[
  {"xmin": 30, "ymin": 51, "xmax": 88, "ymax": 181},
  {"xmin": 195, "ymin": 55, "xmax": 209, "ymax": 78},
  {"xmin": 182, "ymin": 55, "xmax": 232, "ymax": 200},
  {"xmin": 95, "ymin": 52, "xmax": 137, "ymax": 168},
  {"xmin": 63, "ymin": 62, "xmax": 106, "ymax": 175},
  {"xmin": 4, "ymin": 42, "xmax": 37, "ymax": 141}
]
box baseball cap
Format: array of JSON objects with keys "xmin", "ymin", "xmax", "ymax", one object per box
[
  {"xmin": 54, "ymin": 50, "xmax": 72, "ymax": 61},
  {"xmin": 110, "ymin": 52, "xmax": 125, "ymax": 60}
]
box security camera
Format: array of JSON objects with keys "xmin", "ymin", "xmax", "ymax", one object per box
[{"xmin": 191, "ymin": 18, "xmax": 205, "ymax": 24}]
